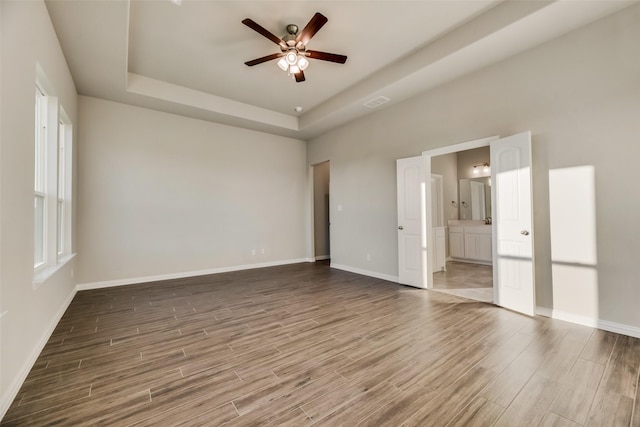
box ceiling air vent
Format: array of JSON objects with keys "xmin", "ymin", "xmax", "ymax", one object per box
[{"xmin": 363, "ymin": 96, "xmax": 390, "ymax": 109}]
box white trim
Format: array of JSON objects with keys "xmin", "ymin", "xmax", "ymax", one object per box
[
  {"xmin": 32, "ymin": 253, "xmax": 77, "ymax": 289},
  {"xmin": 536, "ymin": 306, "xmax": 553, "ymax": 317},
  {"xmin": 421, "ymin": 135, "xmax": 499, "ymax": 157},
  {"xmin": 315, "ymin": 255, "xmax": 331, "ymax": 261},
  {"xmin": 536, "ymin": 306, "xmax": 640, "ymax": 339},
  {"xmin": 0, "ymin": 286, "xmax": 77, "ymax": 420},
  {"xmin": 75, "ymin": 258, "xmax": 312, "ymax": 291},
  {"xmin": 330, "ymin": 263, "xmax": 399, "ymax": 284},
  {"xmin": 448, "ymin": 257, "xmax": 492, "ymax": 266}
]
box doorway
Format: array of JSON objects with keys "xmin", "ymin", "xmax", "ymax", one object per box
[
  {"xmin": 431, "ymin": 146, "xmax": 494, "ymax": 303},
  {"xmin": 312, "ymin": 161, "xmax": 330, "ymax": 261},
  {"xmin": 414, "ymin": 132, "xmax": 535, "ymax": 316}
]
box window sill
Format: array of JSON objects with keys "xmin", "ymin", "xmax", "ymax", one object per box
[{"xmin": 33, "ymin": 253, "xmax": 76, "ymax": 289}]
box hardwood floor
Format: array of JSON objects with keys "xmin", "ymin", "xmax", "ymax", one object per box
[{"xmin": 3, "ymin": 261, "xmax": 639, "ymax": 426}]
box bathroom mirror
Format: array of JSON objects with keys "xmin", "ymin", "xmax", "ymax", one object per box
[{"xmin": 459, "ymin": 178, "xmax": 492, "ymax": 220}]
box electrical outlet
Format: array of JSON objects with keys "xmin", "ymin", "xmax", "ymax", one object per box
[
  {"xmin": 261, "ymin": 248, "xmax": 265, "ymax": 254},
  {"xmin": 366, "ymin": 253, "xmax": 371, "ymax": 261},
  {"xmin": 251, "ymin": 249, "xmax": 256, "ymax": 255}
]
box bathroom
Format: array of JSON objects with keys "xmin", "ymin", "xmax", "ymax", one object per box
[{"xmin": 431, "ymin": 146, "xmax": 494, "ymax": 302}]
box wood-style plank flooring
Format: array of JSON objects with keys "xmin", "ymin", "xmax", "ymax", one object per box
[{"xmin": 3, "ymin": 261, "xmax": 639, "ymax": 426}]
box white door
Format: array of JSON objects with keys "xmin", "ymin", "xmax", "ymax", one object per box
[
  {"xmin": 397, "ymin": 156, "xmax": 427, "ymax": 288},
  {"xmin": 491, "ymin": 131, "xmax": 535, "ymax": 316}
]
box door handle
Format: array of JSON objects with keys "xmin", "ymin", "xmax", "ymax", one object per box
[
  {"xmin": 398, "ymin": 226, "xmax": 404, "ymax": 230},
  {"xmin": 521, "ymin": 230, "xmax": 530, "ymax": 236}
]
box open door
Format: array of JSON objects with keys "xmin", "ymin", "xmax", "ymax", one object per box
[
  {"xmin": 397, "ymin": 156, "xmax": 427, "ymax": 288},
  {"xmin": 491, "ymin": 131, "xmax": 535, "ymax": 315}
]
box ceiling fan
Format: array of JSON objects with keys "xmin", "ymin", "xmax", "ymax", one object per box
[{"xmin": 242, "ymin": 12, "xmax": 347, "ymax": 82}]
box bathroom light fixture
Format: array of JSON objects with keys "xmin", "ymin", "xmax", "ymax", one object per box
[{"xmin": 472, "ymin": 163, "xmax": 490, "ymax": 174}]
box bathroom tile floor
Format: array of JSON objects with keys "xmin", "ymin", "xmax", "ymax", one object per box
[{"xmin": 432, "ymin": 261, "xmax": 493, "ymax": 303}]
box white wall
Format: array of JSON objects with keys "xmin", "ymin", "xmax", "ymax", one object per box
[
  {"xmin": 77, "ymin": 96, "xmax": 308, "ymax": 285},
  {"xmin": 308, "ymin": 5, "xmax": 640, "ymax": 331},
  {"xmin": 0, "ymin": 0, "xmax": 78, "ymax": 416},
  {"xmin": 313, "ymin": 161, "xmax": 330, "ymax": 258}
]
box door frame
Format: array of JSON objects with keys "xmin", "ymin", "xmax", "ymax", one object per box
[
  {"xmin": 308, "ymin": 161, "xmax": 331, "ymax": 262},
  {"xmin": 421, "ymin": 136, "xmax": 499, "ymax": 290},
  {"xmin": 431, "ymin": 174, "xmax": 444, "ymax": 228}
]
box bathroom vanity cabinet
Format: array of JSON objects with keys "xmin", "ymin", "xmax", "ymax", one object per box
[{"xmin": 448, "ymin": 221, "xmax": 492, "ymax": 264}]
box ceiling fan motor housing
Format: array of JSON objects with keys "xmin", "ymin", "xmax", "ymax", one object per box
[{"xmin": 286, "ymin": 24, "xmax": 299, "ymax": 35}]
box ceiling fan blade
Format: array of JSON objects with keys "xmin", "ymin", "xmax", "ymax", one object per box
[
  {"xmin": 307, "ymin": 50, "xmax": 347, "ymax": 64},
  {"xmin": 242, "ymin": 18, "xmax": 285, "ymax": 46},
  {"xmin": 294, "ymin": 70, "xmax": 306, "ymax": 83},
  {"xmin": 245, "ymin": 53, "xmax": 284, "ymax": 67},
  {"xmin": 296, "ymin": 12, "xmax": 328, "ymax": 46}
]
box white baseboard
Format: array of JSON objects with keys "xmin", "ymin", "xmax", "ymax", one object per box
[
  {"xmin": 1, "ymin": 286, "xmax": 77, "ymax": 420},
  {"xmin": 315, "ymin": 255, "xmax": 330, "ymax": 261},
  {"xmin": 76, "ymin": 258, "xmax": 312, "ymax": 291},
  {"xmin": 536, "ymin": 306, "xmax": 640, "ymax": 339},
  {"xmin": 330, "ymin": 263, "xmax": 399, "ymax": 283},
  {"xmin": 449, "ymin": 257, "xmax": 492, "ymax": 266}
]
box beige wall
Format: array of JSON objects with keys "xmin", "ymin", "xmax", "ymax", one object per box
[
  {"xmin": 308, "ymin": 5, "xmax": 640, "ymax": 329},
  {"xmin": 457, "ymin": 147, "xmax": 491, "ymax": 220},
  {"xmin": 457, "ymin": 147, "xmax": 490, "ymax": 180},
  {"xmin": 76, "ymin": 96, "xmax": 308, "ymax": 285},
  {"xmin": 0, "ymin": 0, "xmax": 78, "ymax": 415}
]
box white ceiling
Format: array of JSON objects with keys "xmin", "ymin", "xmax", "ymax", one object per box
[{"xmin": 44, "ymin": 0, "xmax": 636, "ymax": 140}]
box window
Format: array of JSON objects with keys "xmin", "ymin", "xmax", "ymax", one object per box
[
  {"xmin": 57, "ymin": 120, "xmax": 65, "ymax": 255},
  {"xmin": 57, "ymin": 113, "xmax": 72, "ymax": 258},
  {"xmin": 33, "ymin": 78, "xmax": 74, "ymax": 284},
  {"xmin": 34, "ymin": 86, "xmax": 46, "ymax": 268}
]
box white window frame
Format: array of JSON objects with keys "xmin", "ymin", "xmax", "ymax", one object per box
[
  {"xmin": 57, "ymin": 110, "xmax": 73, "ymax": 259},
  {"xmin": 33, "ymin": 74, "xmax": 75, "ymax": 287},
  {"xmin": 34, "ymin": 86, "xmax": 47, "ymax": 269}
]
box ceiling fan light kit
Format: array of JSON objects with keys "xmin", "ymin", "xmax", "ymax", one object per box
[{"xmin": 242, "ymin": 12, "xmax": 347, "ymax": 83}]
